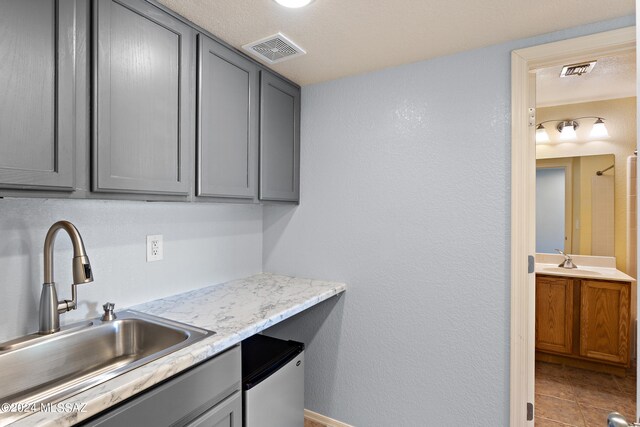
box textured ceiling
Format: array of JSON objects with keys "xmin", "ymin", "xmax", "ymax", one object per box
[
  {"xmin": 157, "ymin": 0, "xmax": 635, "ymax": 86},
  {"xmin": 537, "ymin": 51, "xmax": 636, "ymax": 107}
]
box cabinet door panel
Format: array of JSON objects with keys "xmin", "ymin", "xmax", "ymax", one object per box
[
  {"xmin": 83, "ymin": 347, "xmax": 241, "ymax": 426},
  {"xmin": 186, "ymin": 391, "xmax": 242, "ymax": 427},
  {"xmin": 259, "ymin": 71, "xmax": 300, "ymax": 202},
  {"xmin": 94, "ymin": 0, "xmax": 192, "ymax": 195},
  {"xmin": 198, "ymin": 36, "xmax": 257, "ymax": 198},
  {"xmin": 580, "ymin": 280, "xmax": 630, "ymax": 364},
  {"xmin": 0, "ymin": 0, "xmax": 76, "ymax": 189},
  {"xmin": 535, "ymin": 276, "xmax": 574, "ymax": 354}
]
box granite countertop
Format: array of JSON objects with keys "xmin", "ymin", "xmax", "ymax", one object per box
[{"xmin": 6, "ymin": 273, "xmax": 346, "ymax": 427}]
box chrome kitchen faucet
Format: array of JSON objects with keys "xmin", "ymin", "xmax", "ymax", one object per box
[{"xmin": 39, "ymin": 221, "xmax": 94, "ymax": 334}]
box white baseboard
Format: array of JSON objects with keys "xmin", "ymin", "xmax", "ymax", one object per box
[{"xmin": 304, "ymin": 409, "xmax": 354, "ymax": 427}]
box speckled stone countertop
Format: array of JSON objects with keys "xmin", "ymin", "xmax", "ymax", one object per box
[{"xmin": 5, "ymin": 273, "xmax": 346, "ymax": 427}]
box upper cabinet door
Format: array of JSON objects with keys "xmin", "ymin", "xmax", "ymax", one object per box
[
  {"xmin": 197, "ymin": 36, "xmax": 258, "ymax": 199},
  {"xmin": 0, "ymin": 0, "xmax": 78, "ymax": 190},
  {"xmin": 93, "ymin": 0, "xmax": 193, "ymax": 195},
  {"xmin": 259, "ymin": 71, "xmax": 300, "ymax": 202}
]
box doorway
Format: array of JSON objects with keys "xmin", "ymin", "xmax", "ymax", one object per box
[{"xmin": 510, "ymin": 27, "xmax": 637, "ymax": 426}]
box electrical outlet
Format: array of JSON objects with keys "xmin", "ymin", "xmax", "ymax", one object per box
[{"xmin": 146, "ymin": 235, "xmax": 163, "ymax": 262}]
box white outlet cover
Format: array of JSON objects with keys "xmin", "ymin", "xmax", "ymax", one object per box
[{"xmin": 146, "ymin": 234, "xmax": 163, "ymax": 262}]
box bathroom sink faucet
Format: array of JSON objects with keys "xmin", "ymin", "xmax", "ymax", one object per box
[
  {"xmin": 555, "ymin": 249, "xmax": 577, "ymax": 269},
  {"xmin": 39, "ymin": 221, "xmax": 94, "ymax": 335}
]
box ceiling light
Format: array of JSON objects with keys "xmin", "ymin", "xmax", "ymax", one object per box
[
  {"xmin": 589, "ymin": 118, "xmax": 610, "ymax": 139},
  {"xmin": 557, "ymin": 121, "xmax": 578, "ymax": 141},
  {"xmin": 535, "ymin": 124, "xmax": 550, "ymax": 143},
  {"xmin": 274, "ymin": 0, "xmax": 314, "ymax": 8}
]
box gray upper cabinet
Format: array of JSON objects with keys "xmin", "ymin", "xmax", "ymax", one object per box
[
  {"xmin": 259, "ymin": 71, "xmax": 300, "ymax": 202},
  {"xmin": 93, "ymin": 0, "xmax": 193, "ymax": 195},
  {"xmin": 1, "ymin": 0, "xmax": 301, "ymax": 203},
  {"xmin": 0, "ymin": 0, "xmax": 78, "ymax": 190},
  {"xmin": 197, "ymin": 35, "xmax": 258, "ymax": 200}
]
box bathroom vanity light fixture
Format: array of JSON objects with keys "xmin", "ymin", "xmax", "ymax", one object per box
[
  {"xmin": 589, "ymin": 117, "xmax": 610, "ymax": 139},
  {"xmin": 535, "ymin": 124, "xmax": 550, "ymax": 143},
  {"xmin": 274, "ymin": 0, "xmax": 314, "ymax": 8},
  {"xmin": 557, "ymin": 120, "xmax": 578, "ymax": 141},
  {"xmin": 535, "ymin": 117, "xmax": 609, "ymax": 143}
]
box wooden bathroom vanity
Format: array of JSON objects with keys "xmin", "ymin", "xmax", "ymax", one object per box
[{"xmin": 535, "ymin": 273, "xmax": 633, "ymax": 375}]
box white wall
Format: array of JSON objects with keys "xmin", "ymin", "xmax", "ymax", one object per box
[
  {"xmin": 263, "ymin": 16, "xmax": 636, "ymax": 426},
  {"xmin": 0, "ymin": 198, "xmax": 262, "ymax": 342}
]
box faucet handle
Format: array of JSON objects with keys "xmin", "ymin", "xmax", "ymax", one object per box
[
  {"xmin": 555, "ymin": 250, "xmax": 577, "ymax": 269},
  {"xmin": 101, "ymin": 302, "xmax": 117, "ymax": 321}
]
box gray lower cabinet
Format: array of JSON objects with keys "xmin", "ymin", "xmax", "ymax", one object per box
[
  {"xmin": 197, "ymin": 35, "xmax": 258, "ymax": 200},
  {"xmin": 82, "ymin": 346, "xmax": 241, "ymax": 426},
  {"xmin": 186, "ymin": 391, "xmax": 242, "ymax": 427},
  {"xmin": 92, "ymin": 0, "xmax": 193, "ymax": 196},
  {"xmin": 0, "ymin": 0, "xmax": 79, "ymax": 190},
  {"xmin": 259, "ymin": 71, "xmax": 301, "ymax": 202}
]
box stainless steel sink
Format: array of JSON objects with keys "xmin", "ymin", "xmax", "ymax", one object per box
[{"xmin": 0, "ymin": 310, "xmax": 214, "ymax": 410}]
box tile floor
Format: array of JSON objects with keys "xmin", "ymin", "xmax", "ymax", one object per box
[{"xmin": 536, "ymin": 361, "xmax": 637, "ymax": 426}]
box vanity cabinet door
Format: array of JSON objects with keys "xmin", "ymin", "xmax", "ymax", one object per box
[
  {"xmin": 0, "ymin": 0, "xmax": 79, "ymax": 190},
  {"xmin": 259, "ymin": 71, "xmax": 300, "ymax": 202},
  {"xmin": 197, "ymin": 35, "xmax": 258, "ymax": 199},
  {"xmin": 579, "ymin": 280, "xmax": 630, "ymax": 365},
  {"xmin": 535, "ymin": 275, "xmax": 574, "ymax": 354},
  {"xmin": 93, "ymin": 0, "xmax": 193, "ymax": 195}
]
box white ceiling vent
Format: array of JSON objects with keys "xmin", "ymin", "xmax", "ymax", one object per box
[
  {"xmin": 242, "ymin": 33, "xmax": 306, "ymax": 64},
  {"xmin": 560, "ymin": 60, "xmax": 597, "ymax": 77}
]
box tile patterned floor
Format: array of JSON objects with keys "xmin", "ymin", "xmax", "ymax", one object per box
[{"xmin": 536, "ymin": 361, "xmax": 637, "ymax": 427}]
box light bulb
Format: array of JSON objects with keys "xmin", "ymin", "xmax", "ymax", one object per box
[
  {"xmin": 274, "ymin": 0, "xmax": 314, "ymax": 8},
  {"xmin": 536, "ymin": 124, "xmax": 550, "ymax": 143},
  {"xmin": 590, "ymin": 118, "xmax": 609, "ymax": 139},
  {"xmin": 559, "ymin": 121, "xmax": 577, "ymax": 141}
]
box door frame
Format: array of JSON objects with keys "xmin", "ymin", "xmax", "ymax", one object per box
[{"xmin": 510, "ymin": 26, "xmax": 635, "ymax": 426}]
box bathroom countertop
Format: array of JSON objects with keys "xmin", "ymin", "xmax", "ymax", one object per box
[
  {"xmin": 535, "ymin": 263, "xmax": 636, "ymax": 282},
  {"xmin": 5, "ymin": 273, "xmax": 346, "ymax": 427}
]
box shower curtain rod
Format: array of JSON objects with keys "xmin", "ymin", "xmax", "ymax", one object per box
[{"xmin": 596, "ymin": 164, "xmax": 614, "ymax": 176}]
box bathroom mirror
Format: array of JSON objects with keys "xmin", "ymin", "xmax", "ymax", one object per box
[{"xmin": 536, "ymin": 154, "xmax": 615, "ymax": 256}]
